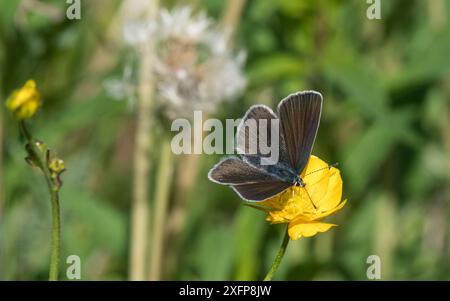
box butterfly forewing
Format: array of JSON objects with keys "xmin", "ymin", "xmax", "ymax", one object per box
[
  {"xmin": 277, "ymin": 91, "xmax": 322, "ymax": 173},
  {"xmin": 232, "ymin": 181, "xmax": 291, "ymax": 202},
  {"xmin": 236, "ymin": 105, "xmax": 290, "ymax": 168}
]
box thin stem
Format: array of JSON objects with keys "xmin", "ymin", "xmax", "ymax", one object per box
[
  {"xmin": 20, "ymin": 121, "xmax": 61, "ymax": 281},
  {"xmin": 19, "ymin": 121, "xmax": 31, "ymax": 141},
  {"xmin": 42, "ymin": 159, "xmax": 61, "ymax": 281},
  {"xmin": 48, "ymin": 186, "xmax": 61, "ymax": 281},
  {"xmin": 427, "ymin": 0, "xmax": 446, "ymax": 30},
  {"xmin": 149, "ymin": 136, "xmax": 174, "ymax": 280},
  {"xmin": 129, "ymin": 50, "xmax": 153, "ymax": 280},
  {"xmin": 0, "ymin": 107, "xmax": 4, "ymax": 217},
  {"xmin": 263, "ymin": 225, "xmax": 290, "ymax": 281},
  {"xmin": 220, "ymin": 0, "xmax": 246, "ymax": 47},
  {"xmin": 128, "ymin": 0, "xmax": 159, "ymax": 281},
  {"xmin": 165, "ymin": 114, "xmax": 206, "ymax": 272}
]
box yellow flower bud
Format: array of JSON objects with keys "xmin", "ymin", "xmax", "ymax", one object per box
[
  {"xmin": 49, "ymin": 158, "xmax": 65, "ymax": 174},
  {"xmin": 6, "ymin": 80, "xmax": 41, "ymax": 120}
]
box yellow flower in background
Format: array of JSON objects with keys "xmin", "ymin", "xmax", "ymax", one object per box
[
  {"xmin": 6, "ymin": 80, "xmax": 41, "ymax": 119},
  {"xmin": 259, "ymin": 155, "xmax": 347, "ymax": 240}
]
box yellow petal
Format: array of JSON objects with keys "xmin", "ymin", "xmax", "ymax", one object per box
[
  {"xmin": 16, "ymin": 97, "xmax": 40, "ymax": 119},
  {"xmin": 259, "ymin": 191, "xmax": 286, "ymax": 210},
  {"xmin": 301, "ymin": 155, "xmax": 328, "ymax": 177},
  {"xmin": 301, "ymin": 156, "xmax": 330, "ymax": 202},
  {"xmin": 314, "ymin": 167, "xmax": 343, "ymax": 212},
  {"xmin": 6, "ymin": 79, "xmax": 41, "ymax": 120},
  {"xmin": 292, "ymin": 187, "xmax": 319, "ymax": 218},
  {"xmin": 315, "ymin": 199, "xmax": 347, "ymax": 220},
  {"xmin": 296, "ymin": 156, "xmax": 344, "ymax": 215},
  {"xmin": 288, "ymin": 220, "xmax": 336, "ymax": 240}
]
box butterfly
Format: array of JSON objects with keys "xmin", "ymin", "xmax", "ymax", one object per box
[{"xmin": 208, "ymin": 91, "xmax": 323, "ymax": 202}]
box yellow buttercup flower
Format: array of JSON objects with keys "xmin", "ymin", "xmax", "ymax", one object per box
[
  {"xmin": 258, "ymin": 155, "xmax": 347, "ymax": 240},
  {"xmin": 6, "ymin": 80, "xmax": 41, "ymax": 119}
]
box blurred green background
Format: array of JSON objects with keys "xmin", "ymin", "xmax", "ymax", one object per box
[{"xmin": 1, "ymin": 0, "xmax": 449, "ymax": 280}]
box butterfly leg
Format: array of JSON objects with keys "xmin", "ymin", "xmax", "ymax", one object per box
[{"xmin": 301, "ymin": 185, "xmax": 317, "ymax": 210}]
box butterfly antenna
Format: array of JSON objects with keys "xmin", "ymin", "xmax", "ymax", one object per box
[{"xmin": 304, "ymin": 162, "xmax": 339, "ymax": 177}]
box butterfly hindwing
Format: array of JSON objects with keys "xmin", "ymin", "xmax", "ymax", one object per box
[
  {"xmin": 231, "ymin": 181, "xmax": 291, "ymax": 202},
  {"xmin": 208, "ymin": 156, "xmax": 290, "ymax": 201}
]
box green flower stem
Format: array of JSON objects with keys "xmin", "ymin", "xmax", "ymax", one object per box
[
  {"xmin": 20, "ymin": 121, "xmax": 61, "ymax": 281},
  {"xmin": 19, "ymin": 121, "xmax": 31, "ymax": 142},
  {"xmin": 48, "ymin": 183, "xmax": 61, "ymax": 281},
  {"xmin": 149, "ymin": 135, "xmax": 174, "ymax": 280},
  {"xmin": 263, "ymin": 225, "xmax": 290, "ymax": 281},
  {"xmin": 0, "ymin": 108, "xmax": 4, "ymax": 217}
]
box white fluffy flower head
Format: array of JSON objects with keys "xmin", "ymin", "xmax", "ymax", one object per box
[{"xmin": 115, "ymin": 5, "xmax": 247, "ymax": 119}]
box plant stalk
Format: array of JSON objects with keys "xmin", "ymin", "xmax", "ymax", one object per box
[
  {"xmin": 129, "ymin": 0, "xmax": 159, "ymax": 280},
  {"xmin": 20, "ymin": 121, "xmax": 61, "ymax": 281},
  {"xmin": 263, "ymin": 225, "xmax": 290, "ymax": 281},
  {"xmin": 48, "ymin": 185, "xmax": 61, "ymax": 281},
  {"xmin": 149, "ymin": 136, "xmax": 174, "ymax": 280},
  {"xmin": 221, "ymin": 0, "xmax": 246, "ymax": 47},
  {"xmin": 129, "ymin": 49, "xmax": 154, "ymax": 280},
  {"xmin": 0, "ymin": 108, "xmax": 4, "ymax": 217}
]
